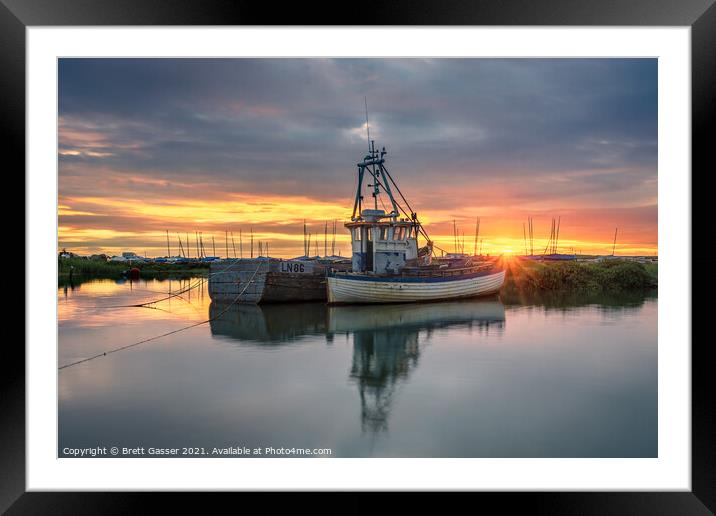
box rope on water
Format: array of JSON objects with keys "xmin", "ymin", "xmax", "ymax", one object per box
[
  {"xmin": 104, "ymin": 256, "xmax": 266, "ymax": 309},
  {"xmin": 103, "ymin": 277, "xmax": 206, "ymax": 309},
  {"xmin": 58, "ymin": 261, "xmax": 265, "ymax": 371}
]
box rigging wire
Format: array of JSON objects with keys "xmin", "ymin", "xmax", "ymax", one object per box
[{"xmin": 373, "ymin": 163, "xmax": 434, "ymax": 245}]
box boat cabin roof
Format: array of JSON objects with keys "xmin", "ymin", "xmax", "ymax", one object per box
[{"xmin": 345, "ymin": 219, "xmax": 416, "ymax": 228}]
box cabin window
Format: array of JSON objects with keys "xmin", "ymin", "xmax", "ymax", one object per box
[
  {"xmin": 395, "ymin": 227, "xmax": 405, "ymax": 240},
  {"xmin": 380, "ymin": 227, "xmax": 388, "ymax": 240},
  {"xmin": 353, "ymin": 228, "xmax": 361, "ymax": 241},
  {"xmin": 366, "ymin": 229, "xmax": 372, "ymax": 241}
]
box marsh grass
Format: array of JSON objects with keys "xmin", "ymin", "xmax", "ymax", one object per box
[
  {"xmin": 58, "ymin": 257, "xmax": 209, "ymax": 277},
  {"xmin": 506, "ymin": 259, "xmax": 657, "ymax": 293}
]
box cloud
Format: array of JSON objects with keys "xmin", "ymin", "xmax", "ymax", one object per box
[{"xmin": 58, "ymin": 58, "xmax": 657, "ymax": 255}]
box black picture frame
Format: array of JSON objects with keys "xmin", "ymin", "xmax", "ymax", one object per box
[{"xmin": 5, "ymin": 0, "xmax": 713, "ymax": 512}]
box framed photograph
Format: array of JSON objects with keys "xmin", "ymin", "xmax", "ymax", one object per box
[{"xmin": 8, "ymin": 0, "xmax": 712, "ymax": 512}]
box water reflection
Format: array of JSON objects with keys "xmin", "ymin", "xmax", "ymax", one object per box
[
  {"xmin": 59, "ymin": 278, "xmax": 657, "ymax": 457},
  {"xmin": 210, "ymin": 298, "xmax": 505, "ymax": 433},
  {"xmin": 209, "ymin": 302, "xmax": 327, "ymax": 343},
  {"xmin": 500, "ymin": 284, "xmax": 657, "ymax": 312}
]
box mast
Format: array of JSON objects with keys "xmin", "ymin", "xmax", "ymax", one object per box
[
  {"xmin": 474, "ymin": 217, "xmax": 480, "ymax": 256},
  {"xmin": 364, "ymin": 96, "xmax": 371, "ymax": 153},
  {"xmin": 555, "ymin": 216, "xmax": 561, "ymax": 255},
  {"xmin": 331, "ymin": 219, "xmax": 336, "ymax": 256},
  {"xmin": 177, "ymin": 233, "xmax": 185, "ymax": 258},
  {"xmin": 612, "ymin": 227, "xmax": 618, "ymax": 256},
  {"xmin": 347, "ymin": 105, "xmax": 435, "ymax": 256},
  {"xmin": 351, "ymin": 103, "xmax": 399, "ymax": 221}
]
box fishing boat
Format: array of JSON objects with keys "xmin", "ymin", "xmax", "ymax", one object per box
[{"xmin": 326, "ymin": 140, "xmax": 505, "ymax": 304}]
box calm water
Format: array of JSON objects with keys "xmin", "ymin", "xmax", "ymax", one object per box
[{"xmin": 58, "ymin": 276, "xmax": 657, "ymax": 458}]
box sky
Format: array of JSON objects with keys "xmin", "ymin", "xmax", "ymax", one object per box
[{"xmin": 58, "ymin": 58, "xmax": 658, "ymax": 257}]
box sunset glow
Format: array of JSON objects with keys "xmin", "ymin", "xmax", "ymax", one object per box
[{"xmin": 59, "ymin": 58, "xmax": 657, "ymax": 258}]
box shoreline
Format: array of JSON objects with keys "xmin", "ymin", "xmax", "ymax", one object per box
[{"xmin": 58, "ymin": 257, "xmax": 657, "ymax": 293}]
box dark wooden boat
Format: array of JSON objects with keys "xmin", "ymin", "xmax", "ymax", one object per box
[{"xmin": 208, "ymin": 257, "xmax": 350, "ymax": 304}]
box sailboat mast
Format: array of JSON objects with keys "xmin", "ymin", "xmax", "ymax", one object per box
[
  {"xmin": 555, "ymin": 216, "xmax": 561, "ymax": 255},
  {"xmin": 612, "ymin": 227, "xmax": 618, "ymax": 256},
  {"xmin": 332, "ymin": 219, "xmax": 336, "ymax": 256}
]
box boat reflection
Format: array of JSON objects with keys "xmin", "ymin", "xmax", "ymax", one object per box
[
  {"xmin": 329, "ymin": 298, "xmax": 505, "ymax": 433},
  {"xmin": 209, "ymin": 298, "xmax": 505, "ymax": 433},
  {"xmin": 209, "ymin": 302, "xmax": 327, "ymax": 343}
]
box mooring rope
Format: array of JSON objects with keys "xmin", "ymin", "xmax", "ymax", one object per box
[
  {"xmin": 58, "ymin": 261, "xmax": 265, "ymax": 371},
  {"xmin": 104, "ymin": 256, "xmax": 269, "ymax": 309},
  {"xmin": 103, "ymin": 277, "xmax": 206, "ymax": 309}
]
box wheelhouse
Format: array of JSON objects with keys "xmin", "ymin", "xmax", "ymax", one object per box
[{"xmin": 346, "ymin": 211, "xmax": 420, "ymax": 274}]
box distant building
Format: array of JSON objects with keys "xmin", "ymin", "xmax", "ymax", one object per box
[{"xmin": 58, "ymin": 249, "xmax": 75, "ymax": 259}]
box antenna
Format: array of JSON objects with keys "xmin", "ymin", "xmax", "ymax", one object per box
[{"xmin": 364, "ymin": 96, "xmax": 371, "ymax": 152}]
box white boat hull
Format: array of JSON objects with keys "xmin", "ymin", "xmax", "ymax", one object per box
[{"xmin": 327, "ymin": 269, "xmax": 505, "ymax": 304}]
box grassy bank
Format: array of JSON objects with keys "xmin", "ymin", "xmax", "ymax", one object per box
[
  {"xmin": 58, "ymin": 257, "xmax": 209, "ymax": 278},
  {"xmin": 506, "ymin": 259, "xmax": 657, "ymax": 293}
]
